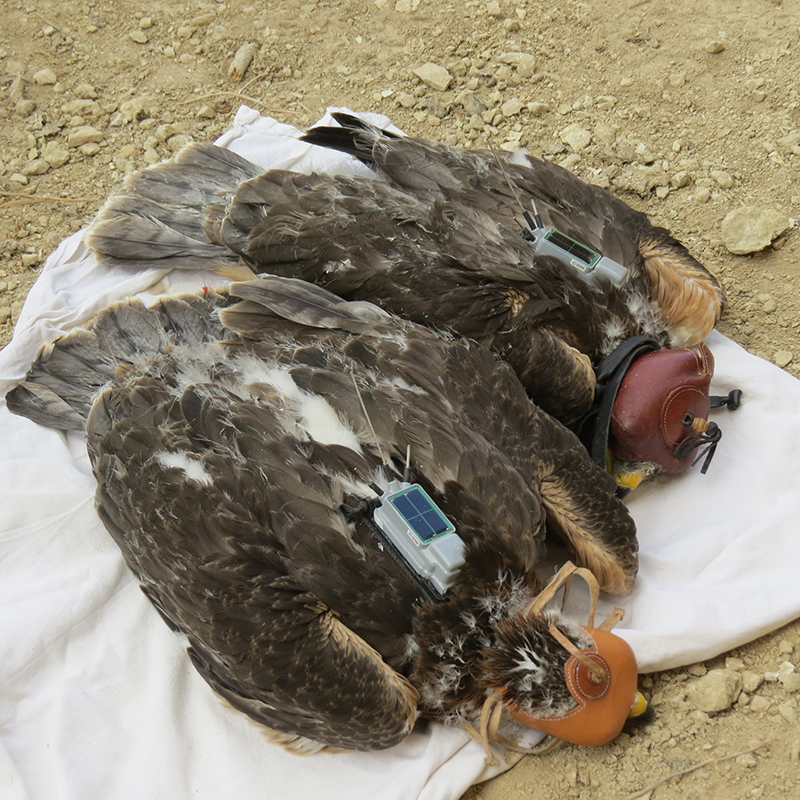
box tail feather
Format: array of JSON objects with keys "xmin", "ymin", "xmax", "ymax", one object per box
[
  {"xmin": 300, "ymin": 112, "xmax": 398, "ymax": 166},
  {"xmin": 6, "ymin": 381, "xmax": 88, "ymax": 432},
  {"xmin": 6, "ymin": 289, "xmax": 232, "ymax": 433},
  {"xmin": 222, "ymin": 276, "xmax": 390, "ymax": 337},
  {"xmin": 87, "ymin": 143, "xmax": 262, "ymax": 272}
]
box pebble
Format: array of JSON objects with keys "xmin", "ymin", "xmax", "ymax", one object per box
[
  {"xmin": 711, "ymin": 170, "xmax": 735, "ymax": 189},
  {"xmin": 742, "ymin": 671, "xmax": 764, "ymax": 693},
  {"xmin": 229, "ymin": 43, "xmax": 259, "ymax": 82},
  {"xmin": 119, "ymin": 95, "xmax": 159, "ymax": 123},
  {"xmin": 413, "ymin": 63, "xmax": 452, "ymax": 92},
  {"xmin": 42, "ymin": 142, "xmax": 69, "ymax": 168},
  {"xmin": 0, "ymin": 307, "xmax": 12, "ymax": 324},
  {"xmin": 501, "ymin": 98, "xmax": 523, "ymax": 117},
  {"xmin": 779, "ymin": 700, "xmax": 798, "ymax": 723},
  {"xmin": 21, "ymin": 159, "xmax": 50, "ymax": 176},
  {"xmin": 721, "ymin": 207, "xmax": 790, "ymax": 254},
  {"xmin": 779, "ymin": 661, "xmax": 800, "ymax": 690},
  {"xmin": 561, "ymin": 122, "xmax": 592, "ymax": 152},
  {"xmin": 688, "ymin": 663, "xmax": 708, "ymax": 677},
  {"xmin": 191, "ymin": 13, "xmax": 216, "ymax": 26},
  {"xmin": 67, "ymin": 126, "xmax": 104, "ymax": 148},
  {"xmin": 750, "ymin": 695, "xmax": 771, "ymax": 713},
  {"xmin": 594, "ymin": 122, "xmax": 616, "ymax": 145},
  {"xmin": 687, "ymin": 668, "xmax": 743, "ymax": 712},
  {"xmin": 15, "ymin": 100, "xmax": 37, "ymax": 117},
  {"xmin": 61, "ymin": 99, "xmax": 102, "ymax": 118},
  {"xmin": 706, "ymin": 40, "xmax": 726, "ymax": 54},
  {"xmin": 129, "ymin": 30, "xmax": 149, "ymax": 44},
  {"xmin": 33, "ymin": 68, "xmax": 57, "ymax": 86},
  {"xmin": 693, "ymin": 187, "xmax": 712, "ymax": 204}
]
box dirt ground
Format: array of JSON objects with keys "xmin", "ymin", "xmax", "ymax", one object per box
[{"xmin": 1, "ymin": 0, "xmax": 799, "ymax": 798}]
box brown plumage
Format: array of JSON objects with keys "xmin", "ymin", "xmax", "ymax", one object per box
[
  {"xmin": 85, "ymin": 113, "xmax": 722, "ymax": 430},
  {"xmin": 6, "ymin": 276, "xmax": 637, "ymax": 752}
]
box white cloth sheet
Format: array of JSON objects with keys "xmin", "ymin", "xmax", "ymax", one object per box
[{"xmin": 2, "ymin": 107, "xmax": 799, "ymax": 800}]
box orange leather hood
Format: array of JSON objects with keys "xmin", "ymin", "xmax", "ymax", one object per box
[{"xmin": 506, "ymin": 626, "xmax": 638, "ymax": 747}]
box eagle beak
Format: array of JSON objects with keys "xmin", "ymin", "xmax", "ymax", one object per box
[
  {"xmin": 615, "ymin": 469, "xmax": 646, "ymax": 491},
  {"xmin": 628, "ymin": 691, "xmax": 648, "ymax": 719}
]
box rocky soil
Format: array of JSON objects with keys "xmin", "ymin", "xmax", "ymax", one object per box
[{"xmin": 1, "ymin": 1, "xmax": 799, "ymax": 798}]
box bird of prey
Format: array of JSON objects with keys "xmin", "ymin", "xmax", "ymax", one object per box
[
  {"xmin": 7, "ymin": 276, "xmax": 643, "ymax": 753},
  {"xmin": 87, "ymin": 112, "xmax": 723, "ymax": 438}
]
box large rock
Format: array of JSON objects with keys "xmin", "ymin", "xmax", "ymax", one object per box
[
  {"xmin": 721, "ymin": 206, "xmax": 790, "ymax": 254},
  {"xmin": 413, "ymin": 62, "xmax": 452, "ymax": 92},
  {"xmin": 687, "ymin": 668, "xmax": 743, "ymax": 712}
]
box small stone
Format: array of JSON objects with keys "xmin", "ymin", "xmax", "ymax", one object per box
[
  {"xmin": 668, "ymin": 72, "xmax": 686, "ymax": 88},
  {"xmin": 139, "ymin": 17, "xmax": 153, "ymax": 29},
  {"xmin": 9, "ymin": 173, "xmax": 28, "ymax": 185},
  {"xmin": 397, "ymin": 92, "xmax": 416, "ymax": 108},
  {"xmin": 655, "ymin": 186, "xmax": 670, "ymax": 199},
  {"xmin": 671, "ymin": 170, "xmax": 692, "ymax": 188},
  {"xmin": 42, "ymin": 141, "xmax": 69, "ymax": 167},
  {"xmin": 15, "ymin": 100, "xmax": 37, "ymax": 117},
  {"xmin": 750, "ymin": 695, "xmax": 771, "ymax": 713},
  {"xmin": 687, "ymin": 669, "xmax": 743, "ymax": 713},
  {"xmin": 67, "ymin": 126, "xmax": 104, "ymax": 148},
  {"xmin": 501, "ymin": 97, "xmax": 523, "ymax": 117},
  {"xmin": 143, "ymin": 148, "xmax": 161, "ymax": 165},
  {"xmin": 191, "ymin": 13, "xmax": 216, "ymax": 25},
  {"xmin": 779, "ymin": 700, "xmax": 798, "ymax": 723},
  {"xmin": 79, "ymin": 142, "xmax": 101, "ymax": 156},
  {"xmin": 21, "ymin": 158, "xmax": 50, "ymax": 176},
  {"xmin": 0, "ymin": 307, "xmax": 12, "ymax": 324},
  {"xmin": 706, "ymin": 40, "xmax": 726, "ymax": 54},
  {"xmin": 763, "ymin": 298, "xmax": 777, "ymax": 313},
  {"xmin": 61, "ymin": 99, "xmax": 102, "ymax": 118},
  {"xmin": 166, "ymin": 134, "xmax": 192, "ymax": 152},
  {"xmin": 413, "ymin": 62, "xmax": 452, "ymax": 92},
  {"xmin": 196, "ymin": 104, "xmax": 216, "ymax": 119},
  {"xmin": 779, "ymin": 640, "xmax": 796, "ymax": 655},
  {"xmin": 688, "ymin": 663, "xmax": 708, "ymax": 677},
  {"xmin": 711, "ymin": 170, "xmax": 735, "ymax": 189},
  {"xmin": 742, "ymin": 670, "xmax": 764, "ymax": 694},
  {"xmin": 721, "ymin": 207, "xmax": 791, "ymax": 254},
  {"xmin": 725, "ymin": 657, "xmax": 745, "ymax": 671},
  {"xmin": 33, "ymin": 68, "xmax": 57, "ymax": 85},
  {"xmin": 736, "ymin": 753, "xmax": 758, "ymax": 768},
  {"xmin": 594, "ymin": 122, "xmax": 616, "ymax": 145},
  {"xmin": 693, "ymin": 187, "xmax": 712, "ymax": 204},
  {"xmin": 780, "ymin": 662, "xmax": 800, "ymax": 689},
  {"xmin": 74, "ymin": 83, "xmax": 98, "ymax": 99},
  {"xmin": 516, "ymin": 55, "xmax": 537, "ymax": 78},
  {"xmin": 458, "ymin": 92, "xmax": 486, "ymax": 116},
  {"xmin": 228, "ymin": 43, "xmax": 259, "ymax": 82},
  {"xmin": 561, "ymin": 122, "xmax": 592, "ymax": 152},
  {"xmin": 21, "ymin": 253, "xmax": 39, "ymax": 268},
  {"xmin": 527, "ymin": 101, "xmax": 550, "ymax": 116}
]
